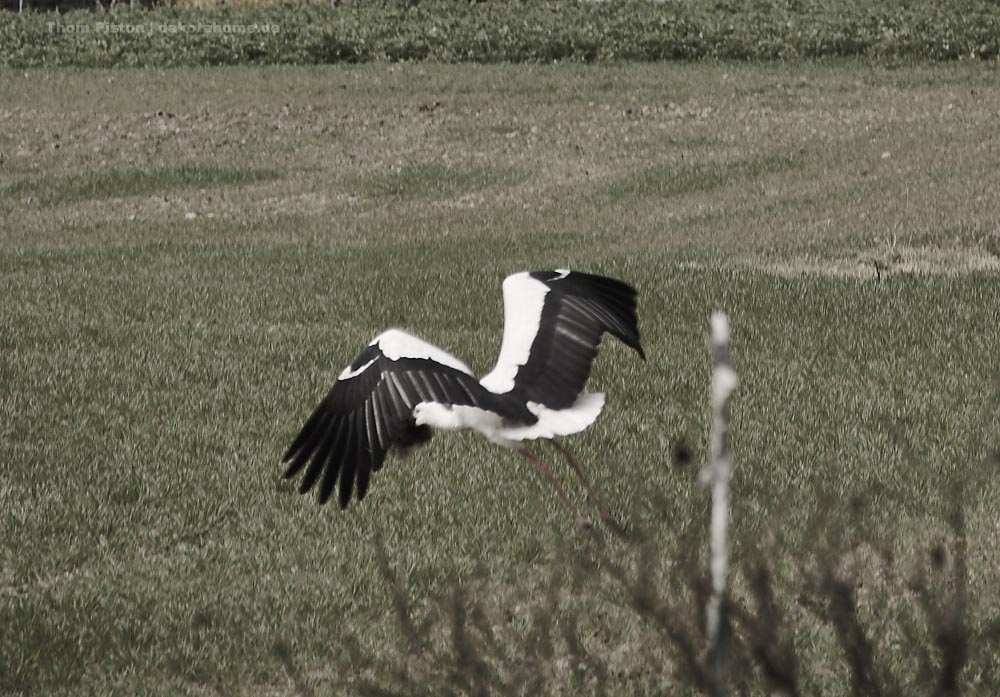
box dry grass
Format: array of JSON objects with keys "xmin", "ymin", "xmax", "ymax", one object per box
[{"xmin": 4, "ymin": 63, "xmax": 999, "ymax": 271}]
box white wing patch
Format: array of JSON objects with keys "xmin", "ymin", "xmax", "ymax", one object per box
[
  {"xmin": 338, "ymin": 357, "xmax": 378, "ymax": 381},
  {"xmin": 374, "ymin": 329, "xmax": 474, "ymax": 375},
  {"xmin": 479, "ymin": 273, "xmax": 550, "ymax": 394}
]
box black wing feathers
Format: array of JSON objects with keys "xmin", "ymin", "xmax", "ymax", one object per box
[
  {"xmin": 281, "ymin": 408, "xmax": 324, "ymax": 481},
  {"xmin": 515, "ymin": 270, "xmax": 644, "ymax": 410},
  {"xmin": 315, "ymin": 416, "xmax": 348, "ymax": 501},
  {"xmin": 530, "ymin": 271, "xmax": 644, "ymax": 358},
  {"xmin": 283, "ymin": 348, "xmax": 529, "ymax": 509}
]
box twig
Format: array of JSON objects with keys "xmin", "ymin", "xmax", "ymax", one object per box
[
  {"xmin": 700, "ymin": 312, "xmax": 738, "ymax": 697},
  {"xmin": 819, "ymin": 570, "xmax": 884, "ymax": 697}
]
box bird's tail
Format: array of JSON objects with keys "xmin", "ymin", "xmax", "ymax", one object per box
[
  {"xmin": 552, "ymin": 392, "xmax": 605, "ymax": 435},
  {"xmin": 500, "ymin": 392, "xmax": 605, "ymax": 441}
]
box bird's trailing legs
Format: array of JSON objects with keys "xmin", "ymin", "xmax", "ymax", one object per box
[
  {"xmin": 550, "ymin": 440, "xmax": 626, "ymax": 538},
  {"xmin": 515, "ymin": 447, "xmax": 594, "ymax": 531}
]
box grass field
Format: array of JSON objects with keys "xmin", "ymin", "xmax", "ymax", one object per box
[{"xmin": 2, "ymin": 62, "xmax": 999, "ymax": 695}]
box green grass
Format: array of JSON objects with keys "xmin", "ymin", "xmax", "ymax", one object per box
[{"xmin": 1, "ymin": 63, "xmax": 999, "ymax": 695}]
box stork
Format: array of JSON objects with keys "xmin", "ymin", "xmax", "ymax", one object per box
[{"xmin": 281, "ymin": 269, "xmax": 644, "ymax": 535}]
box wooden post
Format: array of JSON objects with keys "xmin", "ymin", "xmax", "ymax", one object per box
[{"xmin": 700, "ymin": 312, "xmax": 738, "ymax": 697}]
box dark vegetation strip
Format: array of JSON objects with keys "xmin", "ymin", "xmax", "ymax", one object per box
[
  {"xmin": 1, "ymin": 165, "xmax": 279, "ymax": 207},
  {"xmin": 2, "ymin": 0, "xmax": 999, "ymax": 68}
]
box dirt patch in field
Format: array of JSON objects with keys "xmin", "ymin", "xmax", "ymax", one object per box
[{"xmin": 727, "ymin": 241, "xmax": 1000, "ymax": 279}]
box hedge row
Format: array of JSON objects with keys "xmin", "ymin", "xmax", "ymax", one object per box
[{"xmin": 3, "ymin": 0, "xmax": 999, "ymax": 68}]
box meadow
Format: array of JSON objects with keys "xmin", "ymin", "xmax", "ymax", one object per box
[{"xmin": 1, "ymin": 62, "xmax": 999, "ymax": 695}]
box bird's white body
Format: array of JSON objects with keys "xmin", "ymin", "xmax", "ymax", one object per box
[{"xmin": 413, "ymin": 392, "xmax": 605, "ymax": 446}]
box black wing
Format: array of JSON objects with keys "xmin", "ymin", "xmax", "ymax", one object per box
[
  {"xmin": 282, "ymin": 332, "xmax": 531, "ymax": 509},
  {"xmin": 484, "ymin": 270, "xmax": 644, "ymax": 410}
]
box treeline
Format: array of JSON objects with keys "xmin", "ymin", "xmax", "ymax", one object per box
[{"xmin": 2, "ymin": 0, "xmax": 999, "ymax": 68}]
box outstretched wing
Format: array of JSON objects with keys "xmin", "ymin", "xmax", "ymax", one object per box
[
  {"xmin": 480, "ymin": 270, "xmax": 644, "ymax": 409},
  {"xmin": 282, "ymin": 329, "xmax": 526, "ymax": 509}
]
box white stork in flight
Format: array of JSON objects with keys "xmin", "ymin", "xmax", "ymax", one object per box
[{"xmin": 281, "ymin": 269, "xmax": 645, "ymax": 535}]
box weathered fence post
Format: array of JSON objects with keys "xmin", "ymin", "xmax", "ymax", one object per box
[{"xmin": 700, "ymin": 312, "xmax": 738, "ymax": 697}]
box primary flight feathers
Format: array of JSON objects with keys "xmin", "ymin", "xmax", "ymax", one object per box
[{"xmin": 282, "ymin": 269, "xmax": 644, "ymax": 510}]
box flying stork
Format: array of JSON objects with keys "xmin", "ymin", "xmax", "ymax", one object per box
[{"xmin": 281, "ymin": 269, "xmax": 645, "ymax": 535}]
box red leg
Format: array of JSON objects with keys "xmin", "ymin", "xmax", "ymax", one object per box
[
  {"xmin": 550, "ymin": 440, "xmax": 626, "ymax": 538},
  {"xmin": 515, "ymin": 447, "xmax": 594, "ymax": 531}
]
